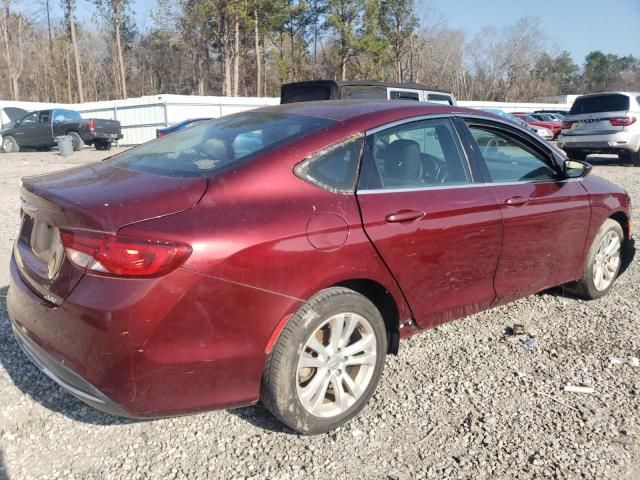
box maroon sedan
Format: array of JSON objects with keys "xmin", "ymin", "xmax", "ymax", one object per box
[{"xmin": 8, "ymin": 101, "xmax": 632, "ymax": 434}]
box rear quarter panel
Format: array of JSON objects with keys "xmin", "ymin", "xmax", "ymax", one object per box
[{"xmin": 118, "ymin": 132, "xmax": 415, "ymax": 361}]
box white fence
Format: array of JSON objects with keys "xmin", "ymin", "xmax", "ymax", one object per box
[{"xmin": 1, "ymin": 94, "xmax": 571, "ymax": 146}]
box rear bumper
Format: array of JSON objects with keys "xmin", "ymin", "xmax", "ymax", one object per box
[
  {"xmin": 87, "ymin": 132, "xmax": 123, "ymax": 141},
  {"xmin": 7, "ymin": 254, "xmax": 299, "ymax": 418},
  {"xmin": 558, "ymin": 131, "xmax": 640, "ymax": 153},
  {"xmin": 10, "ymin": 318, "xmax": 132, "ymax": 417}
]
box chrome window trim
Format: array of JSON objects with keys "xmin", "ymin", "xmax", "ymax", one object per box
[
  {"xmin": 357, "ymin": 178, "xmax": 581, "ymax": 195},
  {"xmin": 365, "ymin": 114, "xmax": 452, "ymax": 135}
]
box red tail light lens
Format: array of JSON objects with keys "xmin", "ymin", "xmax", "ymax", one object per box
[
  {"xmin": 60, "ymin": 229, "xmax": 192, "ymax": 277},
  {"xmin": 88, "ymin": 119, "xmax": 96, "ymax": 132},
  {"xmin": 561, "ymin": 121, "xmax": 573, "ymax": 129},
  {"xmin": 609, "ymin": 116, "xmax": 636, "ymax": 127}
]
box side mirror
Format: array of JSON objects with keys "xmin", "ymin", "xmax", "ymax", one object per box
[
  {"xmin": 564, "ymin": 159, "xmax": 592, "ymax": 178},
  {"xmin": 13, "ymin": 120, "xmax": 20, "ymax": 127}
]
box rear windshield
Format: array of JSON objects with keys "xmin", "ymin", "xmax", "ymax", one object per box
[
  {"xmin": 570, "ymin": 94, "xmax": 630, "ymax": 114},
  {"xmin": 109, "ymin": 112, "xmax": 334, "ymax": 177}
]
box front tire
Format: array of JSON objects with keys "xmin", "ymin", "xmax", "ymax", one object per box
[
  {"xmin": 2, "ymin": 135, "xmax": 19, "ymax": 153},
  {"xmin": 261, "ymin": 287, "xmax": 387, "ymax": 434},
  {"xmin": 569, "ymin": 219, "xmax": 623, "ymax": 300}
]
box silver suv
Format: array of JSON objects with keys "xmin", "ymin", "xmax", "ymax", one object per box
[{"xmin": 558, "ymin": 92, "xmax": 640, "ymax": 165}]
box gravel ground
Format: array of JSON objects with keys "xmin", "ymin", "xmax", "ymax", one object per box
[{"xmin": 0, "ymin": 150, "xmax": 638, "ymax": 480}]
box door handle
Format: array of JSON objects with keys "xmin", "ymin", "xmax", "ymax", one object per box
[
  {"xmin": 385, "ymin": 210, "xmax": 426, "ymax": 223},
  {"xmin": 505, "ymin": 196, "xmax": 528, "ymax": 207}
]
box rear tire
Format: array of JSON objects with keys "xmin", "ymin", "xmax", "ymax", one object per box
[
  {"xmin": 67, "ymin": 131, "xmax": 84, "ymax": 151},
  {"xmin": 626, "ymin": 150, "xmax": 640, "ymax": 166},
  {"xmin": 568, "ymin": 219, "xmax": 623, "ymax": 300},
  {"xmin": 95, "ymin": 140, "xmax": 112, "ymax": 151},
  {"xmin": 564, "ymin": 149, "xmax": 588, "ymax": 161},
  {"xmin": 261, "ymin": 287, "xmax": 387, "ymax": 434},
  {"xmin": 2, "ymin": 135, "xmax": 19, "ymax": 153}
]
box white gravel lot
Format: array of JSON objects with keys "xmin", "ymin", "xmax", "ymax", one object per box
[{"xmin": 0, "ymin": 149, "xmax": 638, "ymax": 480}]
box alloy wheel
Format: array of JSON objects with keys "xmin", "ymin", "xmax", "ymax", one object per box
[
  {"xmin": 296, "ymin": 312, "xmax": 377, "ymax": 418},
  {"xmin": 592, "ymin": 230, "xmax": 621, "ymax": 291}
]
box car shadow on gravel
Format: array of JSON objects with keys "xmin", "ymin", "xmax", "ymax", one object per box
[
  {"xmin": 228, "ymin": 404, "xmax": 294, "ymax": 434},
  {"xmin": 0, "ymin": 286, "xmax": 139, "ymax": 426}
]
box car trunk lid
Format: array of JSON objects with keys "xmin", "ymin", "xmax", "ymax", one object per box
[{"xmin": 15, "ymin": 163, "xmax": 206, "ymax": 303}]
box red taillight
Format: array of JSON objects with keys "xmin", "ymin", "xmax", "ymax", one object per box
[
  {"xmin": 609, "ymin": 116, "xmax": 636, "ymax": 127},
  {"xmin": 88, "ymin": 118, "xmax": 96, "ymax": 132},
  {"xmin": 562, "ymin": 121, "xmax": 573, "ymax": 129},
  {"xmin": 158, "ymin": 131, "xmax": 166, "ymax": 137},
  {"xmin": 60, "ymin": 229, "xmax": 192, "ymax": 277}
]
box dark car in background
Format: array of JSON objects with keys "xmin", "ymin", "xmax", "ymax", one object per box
[
  {"xmin": 1, "ymin": 109, "xmax": 122, "ymax": 152},
  {"xmin": 8, "ymin": 101, "xmax": 631, "ymax": 434},
  {"xmin": 156, "ymin": 118, "xmax": 212, "ymax": 138},
  {"xmin": 281, "ymin": 80, "xmax": 456, "ymax": 105}
]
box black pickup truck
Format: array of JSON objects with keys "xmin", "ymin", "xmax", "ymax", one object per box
[{"xmin": 1, "ymin": 109, "xmax": 122, "ymax": 152}]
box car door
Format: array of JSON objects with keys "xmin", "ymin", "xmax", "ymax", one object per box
[
  {"xmin": 356, "ymin": 116, "xmax": 503, "ymax": 329},
  {"xmin": 14, "ymin": 112, "xmax": 39, "ymax": 147},
  {"xmin": 34, "ymin": 110, "xmax": 53, "ymax": 146},
  {"xmin": 460, "ymin": 117, "xmax": 591, "ymax": 303}
]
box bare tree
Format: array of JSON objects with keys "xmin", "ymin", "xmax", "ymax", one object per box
[
  {"xmin": 1, "ymin": 0, "xmax": 24, "ymax": 99},
  {"xmin": 66, "ymin": 0, "xmax": 84, "ymax": 102}
]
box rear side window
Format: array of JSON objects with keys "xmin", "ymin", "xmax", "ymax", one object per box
[
  {"xmin": 109, "ymin": 112, "xmax": 334, "ymax": 177},
  {"xmin": 570, "ymin": 94, "xmax": 630, "ymax": 114},
  {"xmin": 360, "ymin": 118, "xmax": 470, "ymax": 190},
  {"xmin": 426, "ymin": 93, "xmax": 453, "ymax": 105},
  {"xmin": 389, "ymin": 90, "xmax": 419, "ymax": 101},
  {"xmin": 294, "ymin": 135, "xmax": 364, "ymax": 193},
  {"xmin": 53, "ymin": 110, "xmax": 82, "ymax": 122}
]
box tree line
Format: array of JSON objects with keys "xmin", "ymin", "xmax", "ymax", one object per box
[{"xmin": 1, "ymin": 0, "xmax": 638, "ymax": 103}]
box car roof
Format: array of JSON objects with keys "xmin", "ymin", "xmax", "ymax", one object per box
[
  {"xmin": 576, "ymin": 91, "xmax": 640, "ymax": 98},
  {"xmin": 259, "ymin": 100, "xmax": 474, "ymax": 123},
  {"xmin": 281, "ymin": 79, "xmax": 452, "ymax": 94}
]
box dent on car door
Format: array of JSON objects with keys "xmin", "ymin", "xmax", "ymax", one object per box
[
  {"xmin": 356, "ymin": 117, "xmax": 503, "ymax": 329},
  {"xmin": 462, "ymin": 119, "xmax": 591, "ymax": 302}
]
